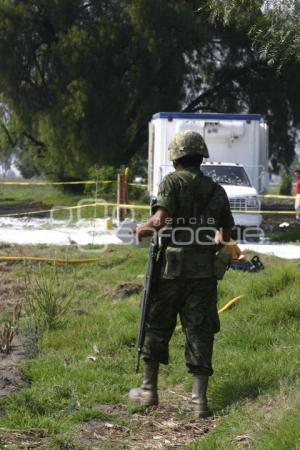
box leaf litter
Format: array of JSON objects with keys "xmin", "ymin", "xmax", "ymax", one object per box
[{"xmin": 74, "ymin": 397, "xmax": 217, "ymax": 449}]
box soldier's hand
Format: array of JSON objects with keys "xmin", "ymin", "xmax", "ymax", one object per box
[{"xmin": 136, "ymin": 225, "xmax": 153, "ymax": 239}]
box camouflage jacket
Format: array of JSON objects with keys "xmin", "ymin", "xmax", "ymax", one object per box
[
  {"xmin": 153, "ymin": 167, "xmax": 234, "ymax": 278},
  {"xmin": 154, "ymin": 167, "xmax": 233, "ymax": 232}
]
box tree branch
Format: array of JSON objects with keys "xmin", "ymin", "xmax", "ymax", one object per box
[
  {"xmin": 1, "ymin": 124, "xmax": 16, "ymax": 148},
  {"xmin": 34, "ymin": 56, "xmax": 50, "ymax": 93},
  {"xmin": 22, "ymin": 131, "xmax": 46, "ymax": 148},
  {"xmin": 184, "ymin": 61, "xmax": 265, "ymax": 112}
]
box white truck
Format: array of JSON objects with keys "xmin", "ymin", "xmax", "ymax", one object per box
[{"xmin": 148, "ymin": 112, "xmax": 269, "ymax": 229}]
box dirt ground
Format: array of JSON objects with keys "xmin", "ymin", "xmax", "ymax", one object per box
[
  {"xmin": 261, "ymin": 199, "xmax": 298, "ymax": 231},
  {"xmin": 0, "ymin": 428, "xmax": 48, "ymax": 449},
  {"xmin": 0, "ymin": 405, "xmax": 216, "ymax": 450},
  {"xmin": 0, "ymin": 201, "xmax": 51, "ymax": 217},
  {"xmin": 0, "ymin": 336, "xmax": 27, "ymax": 397},
  {"xmin": 0, "ymin": 266, "xmax": 26, "ymax": 397},
  {"xmin": 75, "ymin": 405, "xmax": 215, "ymax": 450},
  {"xmin": 261, "ymin": 214, "xmax": 299, "ymax": 232},
  {"xmin": 0, "ymin": 383, "xmax": 217, "ymax": 449}
]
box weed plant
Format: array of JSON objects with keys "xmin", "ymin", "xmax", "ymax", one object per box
[{"xmin": 24, "ymin": 266, "xmax": 75, "ymax": 331}]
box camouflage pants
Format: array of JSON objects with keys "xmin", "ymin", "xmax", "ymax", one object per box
[{"xmin": 142, "ymin": 278, "xmax": 220, "ymax": 376}]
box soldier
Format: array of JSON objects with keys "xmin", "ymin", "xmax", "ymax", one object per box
[{"xmin": 129, "ymin": 131, "xmax": 234, "ymax": 417}]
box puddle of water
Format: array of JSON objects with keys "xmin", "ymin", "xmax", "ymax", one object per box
[
  {"xmin": 0, "ymin": 217, "xmax": 122, "ymax": 246},
  {"xmin": 239, "ymin": 243, "xmax": 300, "ymax": 259},
  {"xmin": 0, "ymin": 217, "xmax": 299, "ymax": 259}
]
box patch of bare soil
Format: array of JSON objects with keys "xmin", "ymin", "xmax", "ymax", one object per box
[
  {"xmin": 262, "ymin": 214, "xmax": 299, "ymax": 232},
  {"xmin": 261, "ymin": 199, "xmax": 298, "ymax": 232},
  {"xmin": 0, "ymin": 428, "xmax": 48, "ymax": 449},
  {"xmin": 0, "ymin": 201, "xmax": 51, "ymax": 217},
  {"xmin": 76, "ymin": 411, "xmax": 215, "ymax": 449},
  {"xmin": 115, "ymin": 283, "xmax": 143, "ymax": 299},
  {"xmin": 0, "ymin": 335, "xmax": 27, "ymax": 396},
  {"xmin": 0, "ymin": 269, "xmax": 26, "ymax": 396},
  {"xmin": 0, "ymin": 400, "xmax": 216, "ymax": 449},
  {"xmin": 74, "ymin": 393, "xmax": 217, "ymax": 450}
]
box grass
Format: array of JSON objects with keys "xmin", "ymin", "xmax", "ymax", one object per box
[
  {"xmin": 266, "ymin": 184, "xmax": 280, "ymax": 196},
  {"xmin": 0, "ymin": 245, "xmax": 299, "ymax": 449},
  {"xmin": 267, "ymin": 227, "xmax": 300, "ymax": 243},
  {"xmin": 0, "ymin": 182, "xmax": 149, "ymax": 222},
  {"xmin": 0, "ymin": 183, "xmax": 83, "ymax": 207}
]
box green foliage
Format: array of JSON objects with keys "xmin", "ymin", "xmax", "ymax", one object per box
[
  {"xmin": 0, "ymin": 107, "xmax": 14, "ymax": 176},
  {"xmin": 251, "ymin": 1, "xmax": 300, "ymax": 67},
  {"xmin": 24, "ymin": 266, "xmax": 75, "ymax": 331},
  {"xmin": 203, "ymin": 0, "xmax": 300, "ymax": 67},
  {"xmin": 201, "ymin": 0, "xmax": 262, "ymax": 28},
  {"xmin": 268, "ymin": 227, "xmax": 300, "ymax": 243},
  {"xmin": 0, "ymin": 144, "xmax": 13, "ymax": 176},
  {"xmin": 279, "ymin": 173, "xmax": 292, "ymax": 195},
  {"xmin": 86, "ymin": 165, "xmax": 126, "ymax": 198},
  {"xmin": 15, "ymin": 146, "xmax": 41, "ymax": 179},
  {"xmin": 0, "ymin": 0, "xmax": 299, "ymax": 180},
  {"xmin": 86, "ymin": 164, "xmax": 148, "ymax": 203},
  {"xmin": 0, "ymin": 0, "xmax": 198, "ymax": 180}
]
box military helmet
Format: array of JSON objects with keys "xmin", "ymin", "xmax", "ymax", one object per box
[{"xmin": 168, "ymin": 131, "xmax": 209, "ymax": 161}]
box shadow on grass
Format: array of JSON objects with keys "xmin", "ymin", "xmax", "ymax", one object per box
[{"xmin": 211, "ymin": 380, "xmax": 275, "ymax": 411}]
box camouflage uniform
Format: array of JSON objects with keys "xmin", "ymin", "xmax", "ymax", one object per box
[{"xmin": 142, "ymin": 167, "xmax": 234, "ymax": 376}]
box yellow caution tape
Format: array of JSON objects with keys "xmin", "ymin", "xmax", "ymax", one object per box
[
  {"xmin": 218, "ymin": 295, "xmax": 245, "ymax": 314},
  {"xmin": 128, "ymin": 183, "xmax": 147, "ymax": 188},
  {"xmin": 232, "ymin": 210, "xmax": 297, "ymax": 214},
  {"xmin": 0, "ymin": 180, "xmax": 111, "ymax": 186},
  {"xmin": 0, "ymin": 179, "xmax": 295, "ymax": 194},
  {"xmin": 0, "ymin": 180, "xmax": 147, "ymax": 188},
  {"xmin": 0, "ymin": 256, "xmax": 102, "ymax": 264},
  {"xmin": 0, "ymin": 202, "xmax": 150, "ymax": 218},
  {"xmin": 0, "ymin": 202, "xmax": 298, "ymax": 218},
  {"xmin": 259, "ymin": 194, "xmax": 297, "ymax": 199}
]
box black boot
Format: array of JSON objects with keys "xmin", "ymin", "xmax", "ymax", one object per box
[
  {"xmin": 129, "ymin": 360, "xmax": 159, "ymax": 406},
  {"xmin": 191, "ymin": 375, "xmax": 212, "ymax": 418}
]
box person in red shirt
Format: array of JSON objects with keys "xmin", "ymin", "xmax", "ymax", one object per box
[{"xmin": 294, "ymin": 169, "xmax": 300, "ymax": 219}]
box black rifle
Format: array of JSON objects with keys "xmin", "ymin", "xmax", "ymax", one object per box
[{"xmin": 135, "ymin": 234, "xmax": 160, "ymax": 373}]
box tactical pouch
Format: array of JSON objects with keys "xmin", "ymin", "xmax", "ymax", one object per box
[
  {"xmin": 163, "ymin": 246, "xmax": 214, "ymax": 279},
  {"xmin": 214, "ymin": 250, "xmax": 232, "ymax": 280},
  {"xmin": 163, "ymin": 247, "xmax": 184, "ymax": 279}
]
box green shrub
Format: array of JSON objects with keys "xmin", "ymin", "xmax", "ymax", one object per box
[
  {"xmin": 86, "ymin": 164, "xmax": 148, "ymax": 203},
  {"xmin": 85, "ymin": 165, "xmax": 125, "ymax": 199},
  {"xmin": 279, "ymin": 173, "xmax": 292, "ymax": 195}
]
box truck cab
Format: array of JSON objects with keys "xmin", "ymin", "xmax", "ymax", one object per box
[
  {"xmin": 148, "ymin": 112, "xmax": 268, "ymax": 230},
  {"xmin": 201, "ymin": 162, "xmax": 262, "ymax": 228}
]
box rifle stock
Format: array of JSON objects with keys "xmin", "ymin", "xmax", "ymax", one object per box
[{"xmin": 135, "ymin": 235, "xmax": 159, "ymax": 373}]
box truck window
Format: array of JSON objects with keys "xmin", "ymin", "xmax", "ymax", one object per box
[{"xmin": 201, "ymin": 166, "xmax": 251, "ymax": 187}]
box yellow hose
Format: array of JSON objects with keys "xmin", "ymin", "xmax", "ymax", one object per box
[
  {"xmin": 218, "ymin": 295, "xmax": 245, "ymax": 314},
  {"xmin": 0, "ymin": 256, "xmax": 102, "ymax": 264}
]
